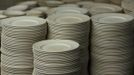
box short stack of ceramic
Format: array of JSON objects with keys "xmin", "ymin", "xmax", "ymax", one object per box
[
  {"xmin": 32, "ymin": 40, "xmax": 81, "ymax": 75},
  {"xmin": 4, "ymin": 10, "xmax": 26, "ymax": 17},
  {"xmin": 47, "ymin": 13, "xmax": 90, "ymax": 75},
  {"xmin": 0, "ymin": 15, "xmax": 7, "ymax": 46},
  {"xmin": 89, "ymin": 3, "xmax": 122, "ymax": 16},
  {"xmin": 91, "ymin": 13, "xmax": 134, "ymax": 75},
  {"xmin": 0, "ymin": 14, "xmax": 7, "ymax": 41},
  {"xmin": 121, "ymin": 0, "xmax": 134, "ymax": 14},
  {"xmin": 1, "ymin": 16, "xmax": 47, "ymax": 75},
  {"xmin": 77, "ymin": 1, "xmax": 95, "ymax": 9},
  {"xmin": 0, "ymin": 14, "xmax": 7, "ymax": 74},
  {"xmin": 49, "ymin": 7, "xmax": 90, "ymax": 16}
]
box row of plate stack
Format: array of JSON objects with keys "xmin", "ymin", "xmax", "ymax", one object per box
[
  {"xmin": 91, "ymin": 13, "xmax": 134, "ymax": 75},
  {"xmin": 1, "ymin": 16, "xmax": 47, "ymax": 75},
  {"xmin": 47, "ymin": 13, "xmax": 90, "ymax": 75}
]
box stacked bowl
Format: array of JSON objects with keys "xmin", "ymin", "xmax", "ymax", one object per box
[
  {"xmin": 91, "ymin": 13, "xmax": 134, "ymax": 75},
  {"xmin": 32, "ymin": 40, "xmax": 81, "ymax": 75},
  {"xmin": 47, "ymin": 13, "xmax": 90, "ymax": 75},
  {"xmin": 89, "ymin": 3, "xmax": 122, "ymax": 16},
  {"xmin": 1, "ymin": 16, "xmax": 47, "ymax": 75}
]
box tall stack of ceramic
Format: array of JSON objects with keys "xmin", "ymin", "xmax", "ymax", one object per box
[
  {"xmin": 1, "ymin": 16, "xmax": 47, "ymax": 75},
  {"xmin": 89, "ymin": 3, "xmax": 122, "ymax": 16},
  {"xmin": 47, "ymin": 13, "xmax": 90, "ymax": 75},
  {"xmin": 32, "ymin": 40, "xmax": 81, "ymax": 75},
  {"xmin": 0, "ymin": 15, "xmax": 7, "ymax": 45},
  {"xmin": 0, "ymin": 14, "xmax": 7, "ymax": 74},
  {"xmin": 91, "ymin": 13, "xmax": 134, "ymax": 75}
]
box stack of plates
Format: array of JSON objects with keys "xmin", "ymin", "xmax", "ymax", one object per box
[
  {"xmin": 0, "ymin": 15, "xmax": 7, "ymax": 73},
  {"xmin": 26, "ymin": 10, "xmax": 44, "ymax": 18},
  {"xmin": 32, "ymin": 40, "xmax": 81, "ymax": 75},
  {"xmin": 91, "ymin": 13, "xmax": 134, "ymax": 75},
  {"xmin": 122, "ymin": 0, "xmax": 134, "ymax": 13},
  {"xmin": 50, "ymin": 7, "xmax": 89, "ymax": 16},
  {"xmin": 94, "ymin": 0, "xmax": 110, "ymax": 3},
  {"xmin": 47, "ymin": 13, "xmax": 90, "ymax": 75},
  {"xmin": 4, "ymin": 10, "xmax": 26, "ymax": 17},
  {"xmin": 37, "ymin": 0, "xmax": 64, "ymax": 7},
  {"xmin": 61, "ymin": 0, "xmax": 80, "ymax": 3},
  {"xmin": 0, "ymin": 14, "xmax": 7, "ymax": 46},
  {"xmin": 45, "ymin": 0, "xmax": 64, "ymax": 7},
  {"xmin": 111, "ymin": 0, "xmax": 122, "ymax": 5},
  {"xmin": 7, "ymin": 5, "xmax": 29, "ymax": 11},
  {"xmin": 127, "ymin": 12, "xmax": 134, "ymax": 17},
  {"xmin": 89, "ymin": 3, "xmax": 122, "ymax": 15},
  {"xmin": 32, "ymin": 7, "xmax": 49, "ymax": 14},
  {"xmin": 59, "ymin": 4, "xmax": 79, "ymax": 7},
  {"xmin": 77, "ymin": 1, "xmax": 95, "ymax": 9},
  {"xmin": 18, "ymin": 1, "xmax": 38, "ymax": 9},
  {"xmin": 1, "ymin": 16, "xmax": 47, "ymax": 75}
]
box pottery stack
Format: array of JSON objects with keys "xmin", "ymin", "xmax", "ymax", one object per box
[
  {"xmin": 47, "ymin": 13, "xmax": 90, "ymax": 75},
  {"xmin": 32, "ymin": 40, "xmax": 81, "ymax": 75},
  {"xmin": 1, "ymin": 16, "xmax": 47, "ymax": 75},
  {"xmin": 91, "ymin": 13, "xmax": 134, "ymax": 75}
]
